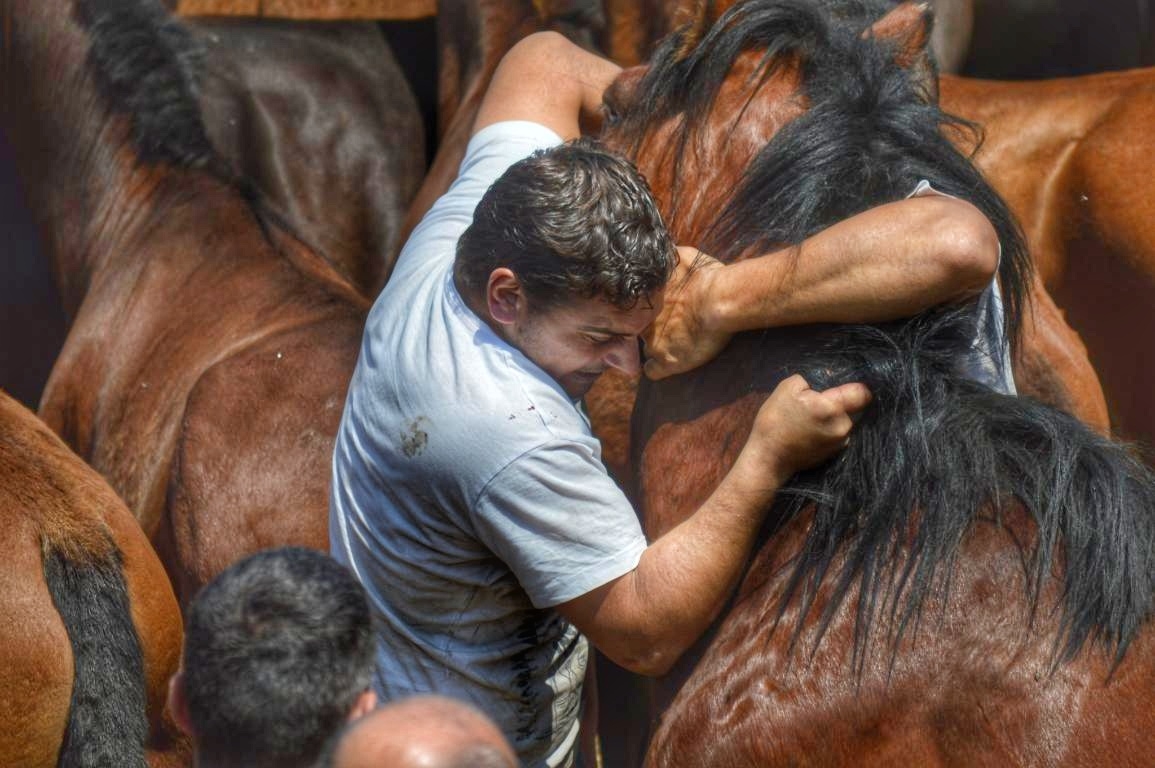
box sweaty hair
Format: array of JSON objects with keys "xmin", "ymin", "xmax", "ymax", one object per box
[
  {"xmin": 183, "ymin": 547, "xmax": 374, "ymax": 768},
  {"xmin": 455, "ymin": 137, "xmax": 677, "ymax": 312}
]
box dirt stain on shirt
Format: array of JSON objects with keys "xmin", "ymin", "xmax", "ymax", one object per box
[{"xmin": 400, "ymin": 416, "xmax": 429, "ymax": 458}]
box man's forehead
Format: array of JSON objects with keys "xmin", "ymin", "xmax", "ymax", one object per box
[{"xmin": 568, "ymin": 295, "xmax": 661, "ymax": 331}]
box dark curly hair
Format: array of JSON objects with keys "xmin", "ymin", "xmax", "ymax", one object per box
[
  {"xmin": 183, "ymin": 547, "xmax": 374, "ymax": 768},
  {"xmin": 455, "ymin": 137, "xmax": 676, "ymax": 311}
]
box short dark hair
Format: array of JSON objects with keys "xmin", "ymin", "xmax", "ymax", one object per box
[
  {"xmin": 183, "ymin": 547, "xmax": 374, "ymax": 768},
  {"xmin": 455, "ymin": 137, "xmax": 676, "ymax": 311}
]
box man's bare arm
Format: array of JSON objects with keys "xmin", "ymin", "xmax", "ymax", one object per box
[
  {"xmin": 472, "ymin": 32, "xmax": 621, "ymax": 140},
  {"xmin": 644, "ymin": 195, "xmax": 1000, "ymax": 379},
  {"xmin": 556, "ymin": 376, "xmax": 872, "ymax": 676}
]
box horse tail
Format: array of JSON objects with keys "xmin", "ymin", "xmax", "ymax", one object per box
[
  {"xmin": 773, "ymin": 306, "xmax": 1155, "ymax": 672},
  {"xmin": 43, "ymin": 535, "xmax": 149, "ymax": 768}
]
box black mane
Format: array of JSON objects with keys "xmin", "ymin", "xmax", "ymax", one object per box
[
  {"xmin": 72, "ymin": 0, "xmax": 318, "ymax": 259},
  {"xmin": 616, "ymin": 0, "xmax": 1029, "ymax": 347},
  {"xmin": 778, "ymin": 308, "xmax": 1155, "ymax": 672},
  {"xmin": 624, "ymin": 0, "xmax": 1155, "ymax": 671},
  {"xmin": 75, "ymin": 0, "xmax": 217, "ymax": 171}
]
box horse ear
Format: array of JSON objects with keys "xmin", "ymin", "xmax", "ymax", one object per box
[
  {"xmin": 865, "ymin": 1, "xmax": 933, "ymax": 68},
  {"xmin": 865, "ymin": 2, "xmax": 939, "ymax": 101},
  {"xmin": 674, "ymin": 0, "xmax": 729, "ymax": 61}
]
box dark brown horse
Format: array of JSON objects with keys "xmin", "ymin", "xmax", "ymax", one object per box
[
  {"xmin": 941, "ymin": 69, "xmax": 1155, "ymax": 452},
  {"xmin": 0, "ymin": 389, "xmax": 187, "ymax": 767},
  {"xmin": 191, "ymin": 16, "xmax": 426, "ymax": 297},
  {"xmin": 3, "ymin": 0, "xmax": 369, "ymax": 605},
  {"xmin": 594, "ymin": 1, "xmax": 1155, "ymax": 763}
]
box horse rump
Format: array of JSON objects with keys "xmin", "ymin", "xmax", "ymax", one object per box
[{"xmin": 43, "ymin": 536, "xmax": 149, "ymax": 768}]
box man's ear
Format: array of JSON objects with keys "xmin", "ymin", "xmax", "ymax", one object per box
[
  {"xmin": 347, "ymin": 689, "xmax": 378, "ymax": 722},
  {"xmin": 486, "ymin": 268, "xmax": 524, "ymax": 326},
  {"xmin": 167, "ymin": 668, "xmax": 195, "ymax": 737}
]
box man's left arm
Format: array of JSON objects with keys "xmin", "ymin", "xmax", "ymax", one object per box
[
  {"xmin": 644, "ymin": 194, "xmax": 1000, "ymax": 379},
  {"xmin": 472, "ymin": 32, "xmax": 620, "ymax": 140}
]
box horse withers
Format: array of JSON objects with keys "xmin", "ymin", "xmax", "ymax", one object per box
[
  {"xmin": 595, "ymin": 1, "xmax": 1155, "ymax": 763},
  {"xmin": 0, "ymin": 390, "xmax": 186, "ymax": 767}
]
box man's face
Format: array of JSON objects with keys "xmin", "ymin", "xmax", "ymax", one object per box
[{"xmin": 511, "ymin": 294, "xmax": 661, "ymax": 400}]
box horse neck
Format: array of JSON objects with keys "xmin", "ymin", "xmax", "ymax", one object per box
[{"xmin": 4, "ymin": 0, "xmax": 172, "ymax": 316}]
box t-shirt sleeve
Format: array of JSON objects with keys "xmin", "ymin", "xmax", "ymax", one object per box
[
  {"xmin": 907, "ymin": 179, "xmax": 1016, "ymax": 393},
  {"xmin": 472, "ymin": 440, "xmax": 648, "ymax": 609},
  {"xmin": 390, "ymin": 121, "xmax": 564, "ymax": 284}
]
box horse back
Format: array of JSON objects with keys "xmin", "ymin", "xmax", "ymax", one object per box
[{"xmin": 648, "ymin": 506, "xmax": 1154, "ymax": 767}]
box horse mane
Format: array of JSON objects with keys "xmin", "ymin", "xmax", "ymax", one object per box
[
  {"xmin": 772, "ymin": 309, "xmax": 1155, "ymax": 673},
  {"xmin": 615, "ymin": 0, "xmax": 1029, "ymax": 348},
  {"xmin": 71, "ymin": 0, "xmax": 356, "ymax": 292},
  {"xmin": 75, "ymin": 0, "xmax": 218, "ymax": 172},
  {"xmin": 73, "ymin": 0, "xmax": 310, "ymax": 231},
  {"xmin": 624, "ymin": 0, "xmax": 1155, "ymax": 672}
]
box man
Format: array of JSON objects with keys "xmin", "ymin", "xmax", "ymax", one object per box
[
  {"xmin": 330, "ymin": 31, "xmax": 999, "ymax": 768},
  {"xmin": 329, "ymin": 695, "xmax": 518, "ymax": 768},
  {"xmin": 167, "ymin": 547, "xmax": 377, "ymax": 768}
]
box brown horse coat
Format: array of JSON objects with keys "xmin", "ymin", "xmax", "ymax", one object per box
[
  {"xmin": 0, "ymin": 390, "xmax": 186, "ymax": 767},
  {"xmin": 942, "ymin": 69, "xmax": 1155, "ymax": 450},
  {"xmin": 5, "ymin": 0, "xmax": 369, "ymax": 604},
  {"xmin": 594, "ymin": 2, "xmax": 1155, "ymax": 764},
  {"xmin": 192, "ymin": 17, "xmax": 426, "ymax": 297}
]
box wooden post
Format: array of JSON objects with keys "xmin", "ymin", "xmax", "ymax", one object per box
[{"xmin": 175, "ymin": 0, "xmax": 436, "ymax": 19}]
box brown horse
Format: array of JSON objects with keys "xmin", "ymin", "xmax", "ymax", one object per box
[
  {"xmin": 0, "ymin": 389, "xmax": 187, "ymax": 767},
  {"xmin": 4, "ymin": 0, "xmax": 369, "ymax": 605},
  {"xmin": 587, "ymin": 0, "xmax": 1113, "ymax": 489},
  {"xmin": 191, "ymin": 16, "xmax": 426, "ymax": 297},
  {"xmin": 594, "ymin": 1, "xmax": 1155, "ymax": 763},
  {"xmin": 941, "ymin": 69, "xmax": 1155, "ymax": 451},
  {"xmin": 599, "ymin": 0, "xmax": 973, "ymax": 71}
]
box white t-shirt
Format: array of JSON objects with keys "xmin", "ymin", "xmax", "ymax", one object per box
[
  {"xmin": 907, "ymin": 179, "xmax": 1016, "ymax": 394},
  {"xmin": 329, "ymin": 121, "xmax": 648, "ymax": 768}
]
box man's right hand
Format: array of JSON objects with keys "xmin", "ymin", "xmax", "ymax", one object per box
[{"xmin": 741, "ymin": 374, "xmax": 872, "ymax": 483}]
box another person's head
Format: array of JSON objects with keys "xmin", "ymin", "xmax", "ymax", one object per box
[
  {"xmin": 168, "ymin": 547, "xmax": 376, "ymax": 768},
  {"xmin": 455, "ymin": 137, "xmax": 676, "ymax": 398},
  {"xmin": 329, "ymin": 695, "xmax": 518, "ymax": 768}
]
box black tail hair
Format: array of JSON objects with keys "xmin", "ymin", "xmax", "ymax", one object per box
[
  {"xmin": 765, "ymin": 307, "xmax": 1155, "ymax": 673},
  {"xmin": 74, "ymin": 0, "xmax": 216, "ymax": 171},
  {"xmin": 44, "ymin": 538, "xmax": 149, "ymax": 768}
]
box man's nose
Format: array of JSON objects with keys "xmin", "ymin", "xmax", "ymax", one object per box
[{"xmin": 604, "ymin": 338, "xmax": 641, "ymax": 376}]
